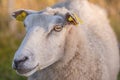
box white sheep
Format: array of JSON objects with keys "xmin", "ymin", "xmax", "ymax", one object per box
[{"xmin": 12, "ymin": 0, "xmax": 119, "ymax": 80}]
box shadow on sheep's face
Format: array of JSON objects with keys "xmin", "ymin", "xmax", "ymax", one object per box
[{"xmin": 12, "ymin": 8, "xmax": 80, "ymax": 77}]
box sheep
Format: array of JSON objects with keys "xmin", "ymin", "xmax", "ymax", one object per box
[{"xmin": 12, "ymin": 0, "xmax": 119, "ymax": 80}]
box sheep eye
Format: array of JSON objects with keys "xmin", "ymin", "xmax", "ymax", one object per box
[{"xmin": 53, "ymin": 25, "xmax": 63, "ymax": 32}]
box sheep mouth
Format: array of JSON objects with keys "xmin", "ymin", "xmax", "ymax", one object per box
[{"xmin": 16, "ymin": 64, "xmax": 39, "ymax": 75}]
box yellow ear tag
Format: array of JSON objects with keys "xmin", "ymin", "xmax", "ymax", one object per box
[
  {"xmin": 73, "ymin": 13, "xmax": 83, "ymax": 24},
  {"xmin": 16, "ymin": 11, "xmax": 27, "ymax": 21},
  {"xmin": 67, "ymin": 16, "xmax": 77, "ymax": 25},
  {"xmin": 68, "ymin": 16, "xmax": 74, "ymax": 22},
  {"xmin": 67, "ymin": 13, "xmax": 83, "ymax": 26}
]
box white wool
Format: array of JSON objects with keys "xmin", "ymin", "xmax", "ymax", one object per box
[{"xmin": 29, "ymin": 0, "xmax": 119, "ymax": 80}]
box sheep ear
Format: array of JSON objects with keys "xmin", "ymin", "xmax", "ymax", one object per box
[
  {"xmin": 65, "ymin": 12, "xmax": 83, "ymax": 25},
  {"xmin": 12, "ymin": 10, "xmax": 29, "ymax": 21}
]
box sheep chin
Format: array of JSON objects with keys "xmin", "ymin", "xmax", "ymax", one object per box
[{"xmin": 17, "ymin": 65, "xmax": 39, "ymax": 77}]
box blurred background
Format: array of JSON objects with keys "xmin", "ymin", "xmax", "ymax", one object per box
[{"xmin": 0, "ymin": 0, "xmax": 119, "ymax": 80}]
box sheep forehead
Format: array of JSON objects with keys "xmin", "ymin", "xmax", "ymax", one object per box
[
  {"xmin": 24, "ymin": 14, "xmax": 53, "ymax": 28},
  {"xmin": 24, "ymin": 13, "xmax": 64, "ymax": 31}
]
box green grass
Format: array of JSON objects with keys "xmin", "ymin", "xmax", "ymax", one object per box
[
  {"xmin": 0, "ymin": 24, "xmax": 26, "ymax": 80},
  {"xmin": 118, "ymin": 73, "xmax": 120, "ymax": 80}
]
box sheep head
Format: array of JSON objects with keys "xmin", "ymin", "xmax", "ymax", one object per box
[{"xmin": 12, "ymin": 7, "xmax": 82, "ymax": 77}]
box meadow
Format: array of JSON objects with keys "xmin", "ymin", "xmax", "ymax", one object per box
[{"xmin": 0, "ymin": 0, "xmax": 119, "ymax": 80}]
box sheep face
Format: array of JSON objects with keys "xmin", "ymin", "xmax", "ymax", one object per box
[{"xmin": 12, "ymin": 8, "xmax": 80, "ymax": 77}]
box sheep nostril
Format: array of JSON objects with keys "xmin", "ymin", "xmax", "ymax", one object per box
[
  {"xmin": 22, "ymin": 56, "xmax": 28, "ymax": 62},
  {"xmin": 13, "ymin": 56, "xmax": 29, "ymax": 70}
]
